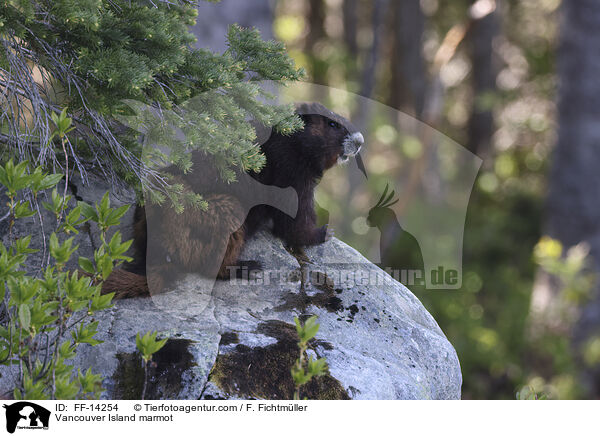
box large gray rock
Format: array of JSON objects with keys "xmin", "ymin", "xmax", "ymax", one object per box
[{"xmin": 68, "ymin": 230, "xmax": 461, "ymax": 400}]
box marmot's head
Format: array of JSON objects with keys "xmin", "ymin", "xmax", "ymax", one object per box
[{"xmin": 294, "ymin": 102, "xmax": 364, "ymax": 169}]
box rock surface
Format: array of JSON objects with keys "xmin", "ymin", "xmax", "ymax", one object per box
[{"xmin": 76, "ymin": 230, "xmax": 461, "ymax": 400}]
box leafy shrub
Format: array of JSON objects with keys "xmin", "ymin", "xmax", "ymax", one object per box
[
  {"xmin": 135, "ymin": 331, "xmax": 167, "ymax": 400},
  {"xmin": 0, "ymin": 159, "xmax": 132, "ymax": 399},
  {"xmin": 291, "ymin": 316, "xmax": 328, "ymax": 400}
]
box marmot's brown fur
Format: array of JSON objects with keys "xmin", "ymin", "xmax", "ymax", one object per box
[{"xmin": 102, "ymin": 102, "xmax": 364, "ymax": 299}]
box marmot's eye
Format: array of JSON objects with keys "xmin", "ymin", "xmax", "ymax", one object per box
[{"xmin": 328, "ymin": 121, "xmax": 340, "ymax": 128}]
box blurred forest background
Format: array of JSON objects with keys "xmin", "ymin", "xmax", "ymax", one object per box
[{"xmin": 195, "ymin": 0, "xmax": 600, "ymax": 399}]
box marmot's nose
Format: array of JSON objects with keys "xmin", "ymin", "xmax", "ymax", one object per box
[
  {"xmin": 352, "ymin": 132, "xmax": 364, "ymax": 145},
  {"xmin": 348, "ymin": 132, "xmax": 364, "ymax": 155}
]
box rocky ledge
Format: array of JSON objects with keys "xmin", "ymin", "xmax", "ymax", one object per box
[{"xmin": 69, "ymin": 230, "xmax": 462, "ymax": 400}]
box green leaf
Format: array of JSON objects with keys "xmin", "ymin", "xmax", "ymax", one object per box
[
  {"xmin": 18, "ymin": 304, "xmax": 31, "ymax": 330},
  {"xmin": 14, "ymin": 201, "xmax": 35, "ymax": 219},
  {"xmin": 14, "ymin": 236, "xmax": 36, "ymax": 255},
  {"xmin": 78, "ymin": 257, "xmax": 95, "ymax": 274},
  {"xmin": 99, "ymin": 192, "xmax": 110, "ymax": 215},
  {"xmin": 49, "ymin": 234, "xmax": 78, "ymax": 265},
  {"xmin": 8, "ymin": 276, "xmax": 38, "ymax": 305},
  {"xmin": 55, "ymin": 375, "xmax": 79, "ymax": 400},
  {"xmin": 294, "ymin": 315, "xmax": 320, "ymax": 343},
  {"xmin": 307, "ymin": 356, "xmax": 328, "ymax": 377},
  {"xmin": 72, "ymin": 321, "xmax": 102, "ymax": 346},
  {"xmin": 291, "ymin": 368, "xmax": 311, "ymax": 386},
  {"xmin": 106, "ymin": 204, "xmax": 129, "ymax": 226},
  {"xmin": 37, "ymin": 173, "xmax": 63, "ymax": 191},
  {"xmin": 136, "ymin": 331, "xmax": 167, "ymax": 361},
  {"xmin": 58, "ymin": 341, "xmax": 76, "ymax": 360},
  {"xmin": 99, "ymin": 255, "xmax": 113, "ymax": 281},
  {"xmin": 78, "ymin": 201, "xmax": 98, "ymax": 221},
  {"xmin": 78, "ymin": 368, "xmax": 103, "ymax": 394},
  {"xmin": 90, "ymin": 290, "xmax": 113, "ymax": 313},
  {"xmin": 29, "ymin": 300, "xmax": 58, "ymax": 328}
]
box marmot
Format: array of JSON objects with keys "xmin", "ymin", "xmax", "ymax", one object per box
[{"xmin": 102, "ymin": 102, "xmax": 364, "ymax": 298}]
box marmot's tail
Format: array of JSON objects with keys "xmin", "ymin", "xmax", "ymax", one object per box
[{"xmin": 101, "ymin": 269, "xmax": 149, "ymax": 300}]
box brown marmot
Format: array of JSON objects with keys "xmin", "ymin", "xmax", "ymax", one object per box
[{"xmin": 103, "ymin": 102, "xmax": 364, "ymax": 298}]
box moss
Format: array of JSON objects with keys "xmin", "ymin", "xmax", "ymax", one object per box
[
  {"xmin": 219, "ymin": 332, "xmax": 239, "ymax": 346},
  {"xmin": 208, "ymin": 320, "xmax": 349, "ymax": 400},
  {"xmin": 113, "ymin": 338, "xmax": 196, "ymax": 399},
  {"xmin": 113, "ymin": 351, "xmax": 145, "ymax": 400}
]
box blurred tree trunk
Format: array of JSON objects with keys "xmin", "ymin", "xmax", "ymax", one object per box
[
  {"xmin": 466, "ymin": 1, "xmax": 499, "ymax": 155},
  {"xmin": 338, "ymin": 0, "xmax": 389, "ymax": 237},
  {"xmin": 342, "ymin": 0, "xmax": 359, "ymax": 58},
  {"xmin": 191, "ymin": 0, "xmax": 274, "ymax": 53},
  {"xmin": 542, "ymin": 0, "xmax": 600, "ymax": 394},
  {"xmin": 305, "ymin": 0, "xmax": 327, "ymax": 84},
  {"xmin": 389, "ymin": 0, "xmax": 426, "ymax": 117},
  {"xmin": 358, "ymin": 0, "xmax": 388, "ymax": 105}
]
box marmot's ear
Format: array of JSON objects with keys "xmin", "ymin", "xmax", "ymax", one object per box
[
  {"xmin": 295, "ymin": 101, "xmax": 358, "ymax": 134},
  {"xmin": 297, "ymin": 113, "xmax": 314, "ymax": 127}
]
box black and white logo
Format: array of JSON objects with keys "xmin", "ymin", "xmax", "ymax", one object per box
[{"xmin": 3, "ymin": 402, "xmax": 50, "ymax": 434}]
